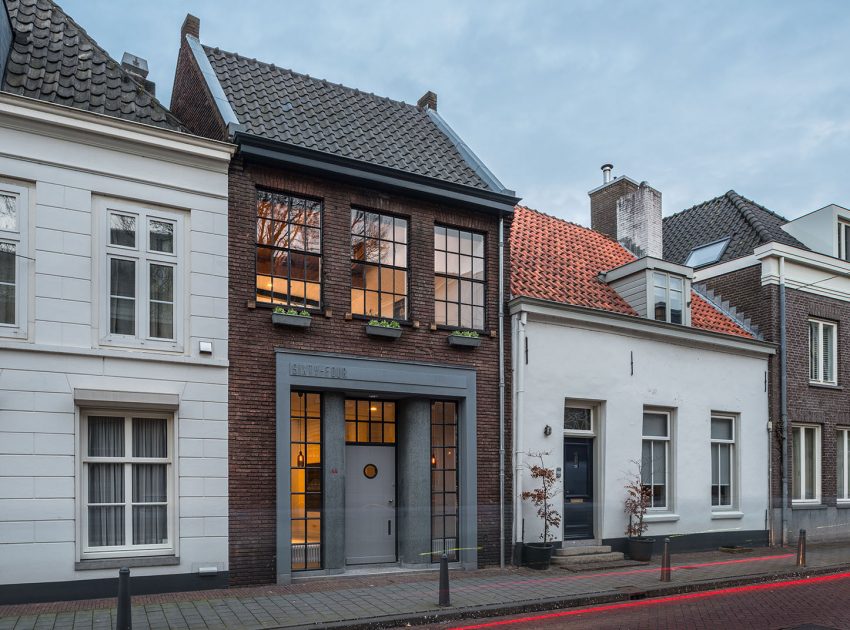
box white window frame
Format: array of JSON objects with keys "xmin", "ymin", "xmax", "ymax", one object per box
[
  {"xmin": 838, "ymin": 219, "xmax": 850, "ymax": 262},
  {"xmin": 792, "ymin": 424, "xmax": 821, "ymax": 505},
  {"xmin": 642, "ymin": 410, "xmax": 671, "ymax": 511},
  {"xmin": 838, "ymin": 428, "xmax": 850, "ymax": 503},
  {"xmin": 563, "ymin": 401, "xmax": 595, "ymax": 437},
  {"xmin": 98, "ymin": 198, "xmax": 184, "ymax": 351},
  {"xmin": 650, "ymin": 271, "xmax": 686, "ymax": 325},
  {"xmin": 808, "ymin": 319, "xmax": 837, "ymax": 386},
  {"xmin": 710, "ymin": 414, "xmax": 736, "ymax": 510},
  {"xmin": 79, "ymin": 410, "xmax": 177, "ymax": 560},
  {"xmin": 0, "ymin": 181, "xmax": 29, "ymax": 339}
]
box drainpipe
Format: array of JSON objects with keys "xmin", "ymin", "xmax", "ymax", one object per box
[
  {"xmin": 779, "ymin": 256, "xmax": 789, "ymax": 546},
  {"xmin": 513, "ymin": 311, "xmax": 527, "ymax": 561},
  {"xmin": 498, "ymin": 216, "xmax": 506, "ymax": 569}
]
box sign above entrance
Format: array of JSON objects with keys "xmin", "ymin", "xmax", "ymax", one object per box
[{"xmin": 290, "ymin": 363, "xmax": 347, "ymax": 379}]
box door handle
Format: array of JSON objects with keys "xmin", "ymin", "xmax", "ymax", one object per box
[
  {"xmin": 388, "ymin": 520, "xmax": 392, "ymax": 536},
  {"xmin": 388, "ymin": 499, "xmax": 394, "ymax": 505}
]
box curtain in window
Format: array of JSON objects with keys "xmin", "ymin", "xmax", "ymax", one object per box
[
  {"xmin": 133, "ymin": 464, "xmax": 167, "ymax": 544},
  {"xmin": 88, "ymin": 416, "xmax": 124, "ymax": 457},
  {"xmin": 823, "ymin": 325, "xmax": 834, "ymax": 382},
  {"xmin": 132, "ymin": 418, "xmax": 167, "ymax": 457},
  {"xmin": 88, "ymin": 463, "xmax": 124, "ymax": 546}
]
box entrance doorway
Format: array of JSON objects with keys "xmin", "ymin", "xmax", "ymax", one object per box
[{"xmin": 563, "ymin": 438, "xmax": 594, "ymax": 539}]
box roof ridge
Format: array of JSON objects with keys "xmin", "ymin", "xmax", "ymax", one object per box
[
  {"xmin": 12, "ymin": 0, "xmax": 184, "ymax": 130},
  {"xmin": 203, "ymin": 44, "xmax": 418, "ymax": 112},
  {"xmin": 724, "ymin": 190, "xmax": 775, "ymax": 243},
  {"xmin": 662, "ymin": 192, "xmax": 729, "ymax": 223}
]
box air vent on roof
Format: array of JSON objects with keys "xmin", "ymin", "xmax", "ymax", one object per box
[{"xmin": 121, "ymin": 52, "xmax": 156, "ymax": 96}]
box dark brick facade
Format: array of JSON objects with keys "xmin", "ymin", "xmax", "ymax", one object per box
[
  {"xmin": 225, "ymin": 156, "xmax": 512, "ymax": 585},
  {"xmin": 589, "ymin": 177, "xmax": 638, "ymax": 242},
  {"xmin": 703, "ymin": 264, "xmax": 850, "ymax": 516}
]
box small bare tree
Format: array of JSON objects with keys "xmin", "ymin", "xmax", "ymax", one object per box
[
  {"xmin": 521, "ymin": 451, "xmax": 562, "ymax": 543},
  {"xmin": 624, "ymin": 459, "xmax": 651, "ymax": 538}
]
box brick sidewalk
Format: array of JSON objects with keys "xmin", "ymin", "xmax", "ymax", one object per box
[{"xmin": 2, "ymin": 544, "xmax": 850, "ymax": 630}]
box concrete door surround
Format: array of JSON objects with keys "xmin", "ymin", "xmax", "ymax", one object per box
[{"xmin": 275, "ymin": 349, "xmax": 478, "ymax": 584}]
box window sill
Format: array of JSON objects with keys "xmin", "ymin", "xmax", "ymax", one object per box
[
  {"xmin": 643, "ymin": 513, "xmax": 680, "ymax": 523},
  {"xmin": 808, "ymin": 382, "xmax": 842, "ymax": 390},
  {"xmin": 711, "ymin": 511, "xmax": 744, "ymax": 520},
  {"xmin": 76, "ymin": 555, "xmax": 179, "ymax": 571},
  {"xmin": 791, "ymin": 503, "xmax": 827, "ymax": 510},
  {"xmin": 837, "ymin": 503, "xmax": 850, "ymax": 510}
]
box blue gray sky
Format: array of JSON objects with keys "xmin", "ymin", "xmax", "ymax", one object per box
[{"xmin": 64, "ymin": 0, "xmax": 850, "ymax": 224}]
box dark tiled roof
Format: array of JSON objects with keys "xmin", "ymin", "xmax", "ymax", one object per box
[
  {"xmin": 204, "ymin": 45, "xmax": 494, "ymax": 190},
  {"xmin": 511, "ymin": 205, "xmax": 753, "ymax": 338},
  {"xmin": 2, "ymin": 0, "xmax": 183, "ymax": 131},
  {"xmin": 663, "ymin": 190, "xmax": 807, "ymax": 265}
]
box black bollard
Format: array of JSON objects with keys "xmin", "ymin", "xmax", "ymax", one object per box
[
  {"xmin": 438, "ymin": 553, "xmax": 450, "ymax": 606},
  {"xmin": 117, "ymin": 567, "xmax": 132, "ymax": 630},
  {"xmin": 796, "ymin": 529, "xmax": 807, "ymax": 567},
  {"xmin": 660, "ymin": 537, "xmax": 671, "ymax": 582}
]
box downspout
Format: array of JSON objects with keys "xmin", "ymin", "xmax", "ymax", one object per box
[
  {"xmin": 779, "ymin": 256, "xmax": 789, "ymax": 546},
  {"xmin": 513, "ymin": 311, "xmax": 527, "ymax": 563},
  {"xmin": 498, "ymin": 216, "xmax": 506, "ymax": 569}
]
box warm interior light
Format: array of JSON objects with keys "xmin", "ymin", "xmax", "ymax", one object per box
[
  {"xmin": 297, "ymin": 450, "xmax": 305, "ymax": 468},
  {"xmin": 370, "ymin": 405, "xmax": 378, "ymax": 412},
  {"xmin": 431, "ymin": 453, "xmax": 437, "ymax": 467}
]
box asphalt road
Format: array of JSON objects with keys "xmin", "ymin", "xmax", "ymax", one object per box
[{"xmin": 422, "ymin": 571, "xmax": 850, "ymax": 630}]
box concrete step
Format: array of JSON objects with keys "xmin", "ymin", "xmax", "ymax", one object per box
[
  {"xmin": 551, "ymin": 551, "xmax": 625, "ymax": 566},
  {"xmin": 554, "ymin": 545, "xmax": 612, "ymax": 557}
]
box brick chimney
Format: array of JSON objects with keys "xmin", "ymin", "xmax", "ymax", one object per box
[
  {"xmin": 589, "ymin": 164, "xmax": 663, "ymax": 258},
  {"xmin": 417, "ymin": 90, "xmax": 437, "ymax": 111},
  {"xmin": 181, "ymin": 13, "xmax": 200, "ymax": 39},
  {"xmin": 121, "ymin": 52, "xmax": 156, "ymax": 96}
]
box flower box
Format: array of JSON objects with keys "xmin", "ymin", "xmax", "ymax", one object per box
[
  {"xmin": 272, "ymin": 312, "xmax": 312, "ymax": 328},
  {"xmin": 365, "ymin": 324, "xmax": 402, "ymax": 339},
  {"xmin": 448, "ymin": 334, "xmax": 481, "ymax": 348}
]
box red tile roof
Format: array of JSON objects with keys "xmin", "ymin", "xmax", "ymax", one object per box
[{"xmin": 511, "ymin": 205, "xmax": 753, "ymax": 339}]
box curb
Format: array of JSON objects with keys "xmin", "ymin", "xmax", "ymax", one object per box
[{"xmin": 279, "ymin": 563, "xmax": 850, "ymax": 629}]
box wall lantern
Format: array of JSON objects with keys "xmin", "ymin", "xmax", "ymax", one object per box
[
  {"xmin": 297, "ymin": 450, "xmax": 305, "ymax": 468},
  {"xmin": 431, "ymin": 453, "xmax": 437, "ymax": 467},
  {"xmin": 543, "ymin": 425, "xmax": 552, "ymax": 436}
]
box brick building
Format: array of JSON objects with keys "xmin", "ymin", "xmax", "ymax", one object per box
[
  {"xmin": 664, "ymin": 190, "xmax": 850, "ymax": 544},
  {"xmin": 169, "ymin": 16, "xmax": 519, "ymax": 585}
]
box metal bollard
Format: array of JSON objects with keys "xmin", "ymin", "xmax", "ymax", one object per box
[
  {"xmin": 116, "ymin": 567, "xmax": 132, "ymax": 630},
  {"xmin": 438, "ymin": 553, "xmax": 450, "ymax": 606},
  {"xmin": 796, "ymin": 529, "xmax": 807, "ymax": 567},
  {"xmin": 660, "ymin": 537, "xmax": 672, "ymax": 582}
]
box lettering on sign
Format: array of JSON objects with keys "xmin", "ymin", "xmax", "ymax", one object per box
[{"xmin": 290, "ymin": 363, "xmax": 347, "ymax": 379}]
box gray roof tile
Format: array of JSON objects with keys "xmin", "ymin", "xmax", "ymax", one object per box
[
  {"xmin": 203, "ymin": 45, "xmax": 494, "ymax": 190},
  {"xmin": 2, "ymin": 0, "xmax": 183, "ymax": 131},
  {"xmin": 662, "ymin": 190, "xmax": 808, "ymax": 265}
]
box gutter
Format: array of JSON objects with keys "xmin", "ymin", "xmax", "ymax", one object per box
[
  {"xmin": 499, "ymin": 217, "xmax": 506, "ymax": 568},
  {"xmin": 779, "ymin": 256, "xmax": 789, "ymax": 545},
  {"xmin": 512, "ymin": 311, "xmax": 527, "ymax": 564}
]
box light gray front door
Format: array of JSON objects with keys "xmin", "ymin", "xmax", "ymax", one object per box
[{"xmin": 345, "ymin": 445, "xmax": 396, "ymax": 564}]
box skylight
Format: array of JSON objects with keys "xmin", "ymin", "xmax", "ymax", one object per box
[{"xmin": 685, "ymin": 238, "xmax": 730, "ymax": 268}]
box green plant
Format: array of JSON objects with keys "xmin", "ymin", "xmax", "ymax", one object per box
[
  {"xmin": 624, "ymin": 459, "xmax": 651, "ymax": 538},
  {"xmin": 450, "ymin": 329, "xmax": 480, "ymax": 338},
  {"xmin": 367, "ymin": 319, "xmax": 400, "ymax": 329},
  {"xmin": 273, "ymin": 306, "xmax": 311, "ymax": 318},
  {"xmin": 520, "ymin": 451, "xmax": 561, "ymax": 543}
]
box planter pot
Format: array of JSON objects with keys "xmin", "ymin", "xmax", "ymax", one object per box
[
  {"xmin": 365, "ymin": 324, "xmax": 402, "ymax": 339},
  {"xmin": 447, "ymin": 335, "xmax": 481, "ymax": 348},
  {"xmin": 522, "ymin": 542, "xmax": 554, "ymax": 570},
  {"xmin": 272, "ymin": 312, "xmax": 312, "ymax": 328},
  {"xmin": 627, "ymin": 537, "xmax": 655, "ymax": 562}
]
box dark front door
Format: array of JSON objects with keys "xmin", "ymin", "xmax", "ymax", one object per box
[{"xmin": 563, "ymin": 438, "xmax": 593, "ymax": 539}]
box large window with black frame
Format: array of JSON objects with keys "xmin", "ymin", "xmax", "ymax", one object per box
[
  {"xmin": 256, "ymin": 190, "xmax": 322, "ymax": 309},
  {"xmin": 431, "ymin": 401, "xmax": 459, "ymax": 562},
  {"xmin": 350, "ymin": 209, "xmax": 408, "ymax": 320},
  {"xmin": 434, "ymin": 226, "xmax": 485, "ymax": 330},
  {"xmin": 290, "ymin": 391, "xmax": 322, "ymax": 571}
]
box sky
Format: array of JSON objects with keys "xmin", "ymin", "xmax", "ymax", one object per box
[{"xmin": 61, "ymin": 0, "xmax": 850, "ymax": 225}]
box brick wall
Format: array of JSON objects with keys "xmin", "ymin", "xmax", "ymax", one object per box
[
  {"xmin": 589, "ymin": 178, "xmax": 638, "ymax": 242},
  {"xmin": 228, "ymin": 155, "xmax": 513, "ymax": 585}
]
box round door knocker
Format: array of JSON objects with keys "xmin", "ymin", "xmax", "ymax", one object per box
[{"xmin": 363, "ymin": 464, "xmax": 378, "ymax": 479}]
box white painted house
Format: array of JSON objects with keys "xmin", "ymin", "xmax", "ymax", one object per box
[
  {"xmin": 510, "ymin": 186, "xmax": 774, "ymax": 560},
  {"xmin": 0, "ymin": 0, "xmax": 233, "ymax": 603}
]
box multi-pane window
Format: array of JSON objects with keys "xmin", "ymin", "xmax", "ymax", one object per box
[
  {"xmin": 0, "ymin": 188, "xmax": 22, "ymax": 327},
  {"xmin": 641, "ymin": 411, "xmax": 670, "ymax": 509},
  {"xmin": 345, "ymin": 400, "xmax": 396, "ymax": 445},
  {"xmin": 838, "ymin": 220, "xmax": 850, "ymax": 262},
  {"xmin": 431, "ymin": 401, "xmax": 458, "ymax": 562},
  {"xmin": 792, "ymin": 425, "xmax": 820, "ymax": 503},
  {"xmin": 564, "ymin": 405, "xmax": 593, "ymax": 434},
  {"xmin": 434, "ymin": 226, "xmax": 485, "ymax": 330},
  {"xmin": 838, "ymin": 429, "xmax": 850, "ymax": 502},
  {"xmin": 711, "ymin": 415, "xmax": 735, "ymax": 508},
  {"xmin": 256, "ymin": 190, "xmax": 322, "ymax": 309},
  {"xmin": 105, "ymin": 206, "xmax": 179, "ymax": 343},
  {"xmin": 809, "ymin": 319, "xmax": 837, "ymax": 385},
  {"xmin": 350, "ymin": 209, "xmax": 408, "ymax": 320},
  {"xmin": 652, "ymin": 272, "xmax": 684, "ymax": 324},
  {"xmin": 291, "ymin": 391, "xmax": 322, "ymax": 571},
  {"xmin": 82, "ymin": 413, "xmax": 173, "ymax": 556}
]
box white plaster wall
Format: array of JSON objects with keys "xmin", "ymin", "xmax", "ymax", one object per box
[
  {"xmin": 0, "ymin": 104, "xmax": 231, "ymax": 585},
  {"xmin": 514, "ymin": 315, "xmax": 770, "ymax": 544},
  {"xmin": 781, "ymin": 204, "xmax": 847, "ymax": 258}
]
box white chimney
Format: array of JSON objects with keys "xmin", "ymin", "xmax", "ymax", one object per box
[
  {"xmin": 601, "ymin": 163, "xmax": 613, "ymax": 184},
  {"xmin": 615, "ymin": 181, "xmax": 662, "ymax": 258}
]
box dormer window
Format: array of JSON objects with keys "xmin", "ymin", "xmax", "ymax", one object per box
[
  {"xmin": 653, "ymin": 272, "xmax": 684, "ymax": 324},
  {"xmin": 838, "ymin": 220, "xmax": 850, "ymax": 262},
  {"xmin": 684, "ymin": 237, "xmax": 730, "ymax": 268}
]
